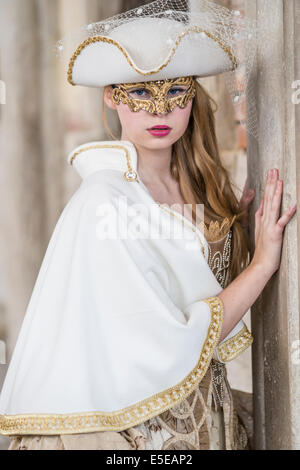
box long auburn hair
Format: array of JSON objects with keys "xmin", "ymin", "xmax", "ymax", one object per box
[{"xmin": 102, "ymin": 79, "xmax": 250, "ymax": 280}]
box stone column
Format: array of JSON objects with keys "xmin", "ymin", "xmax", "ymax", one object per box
[
  {"xmin": 0, "ymin": 0, "xmax": 66, "ymax": 355},
  {"xmin": 59, "ymin": 0, "xmax": 123, "ymax": 201},
  {"xmin": 37, "ymin": 0, "xmax": 65, "ymax": 235},
  {"xmin": 246, "ymin": 0, "xmax": 300, "ymax": 450},
  {"xmin": 0, "ymin": 0, "xmax": 47, "ymax": 356}
]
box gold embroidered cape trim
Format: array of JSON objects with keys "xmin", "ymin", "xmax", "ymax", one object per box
[
  {"xmin": 68, "ymin": 26, "xmax": 238, "ymax": 86},
  {"xmin": 69, "ymin": 143, "xmax": 138, "ymax": 183},
  {"xmin": 0, "ymin": 296, "xmax": 224, "ymax": 436},
  {"xmin": 217, "ymin": 324, "xmax": 253, "ymax": 362}
]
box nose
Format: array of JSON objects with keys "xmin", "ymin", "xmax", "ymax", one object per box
[
  {"xmin": 153, "ymin": 99, "xmax": 169, "ymax": 116},
  {"xmin": 153, "ymin": 107, "xmax": 169, "ymax": 116},
  {"xmin": 154, "ymin": 111, "xmax": 169, "ymax": 116}
]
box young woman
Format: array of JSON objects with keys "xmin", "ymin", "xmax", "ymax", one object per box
[{"xmin": 0, "ymin": 1, "xmax": 296, "ymax": 451}]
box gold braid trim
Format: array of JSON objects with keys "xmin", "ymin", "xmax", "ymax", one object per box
[
  {"xmin": 68, "ymin": 26, "xmax": 238, "ymax": 86},
  {"xmin": 69, "ymin": 143, "xmax": 138, "ymax": 182},
  {"xmin": 0, "ymin": 296, "xmax": 224, "ymax": 436},
  {"xmin": 217, "ymin": 325, "xmax": 253, "ymax": 362}
]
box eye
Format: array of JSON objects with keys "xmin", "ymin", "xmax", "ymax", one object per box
[
  {"xmin": 168, "ymin": 87, "xmax": 186, "ymax": 96},
  {"xmin": 133, "ymin": 89, "xmax": 145, "ymax": 96},
  {"xmin": 128, "ymin": 88, "xmax": 151, "ymax": 98},
  {"xmin": 127, "ymin": 86, "xmax": 187, "ymax": 99}
]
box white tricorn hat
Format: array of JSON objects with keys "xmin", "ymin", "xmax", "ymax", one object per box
[
  {"xmin": 67, "ymin": 16, "xmax": 237, "ymax": 88},
  {"xmin": 56, "ymin": 0, "xmax": 267, "ymax": 140}
]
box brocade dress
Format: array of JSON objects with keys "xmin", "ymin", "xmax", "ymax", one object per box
[{"xmin": 8, "ymin": 216, "xmax": 252, "ymax": 451}]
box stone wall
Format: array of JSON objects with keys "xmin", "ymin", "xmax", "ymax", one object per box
[{"xmin": 246, "ymin": 0, "xmax": 300, "ymax": 450}]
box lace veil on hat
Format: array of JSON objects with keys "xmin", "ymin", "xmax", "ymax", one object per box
[{"xmin": 56, "ymin": 0, "xmax": 270, "ymax": 142}]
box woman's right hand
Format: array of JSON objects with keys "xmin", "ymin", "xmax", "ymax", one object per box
[{"xmin": 251, "ymin": 168, "xmax": 297, "ymax": 277}]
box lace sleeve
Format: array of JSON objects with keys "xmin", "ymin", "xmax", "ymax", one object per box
[
  {"xmin": 204, "ymin": 217, "xmax": 235, "ymax": 289},
  {"xmin": 204, "ymin": 217, "xmax": 253, "ymax": 364}
]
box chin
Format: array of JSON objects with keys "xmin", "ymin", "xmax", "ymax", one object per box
[
  {"xmin": 145, "ymin": 133, "xmax": 177, "ymax": 143},
  {"xmin": 145, "ymin": 138, "xmax": 174, "ymax": 148}
]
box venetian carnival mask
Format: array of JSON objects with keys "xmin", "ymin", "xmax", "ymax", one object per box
[{"xmin": 111, "ymin": 76, "xmax": 196, "ymax": 114}]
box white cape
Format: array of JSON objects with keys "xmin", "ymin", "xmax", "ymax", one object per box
[{"xmin": 0, "ymin": 140, "xmax": 252, "ymax": 436}]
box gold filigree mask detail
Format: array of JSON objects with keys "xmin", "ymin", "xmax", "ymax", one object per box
[{"xmin": 111, "ymin": 76, "xmax": 196, "ymax": 114}]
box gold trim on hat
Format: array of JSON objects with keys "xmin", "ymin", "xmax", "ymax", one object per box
[
  {"xmin": 0, "ymin": 296, "xmax": 224, "ymax": 436},
  {"xmin": 68, "ymin": 26, "xmax": 238, "ymax": 86}
]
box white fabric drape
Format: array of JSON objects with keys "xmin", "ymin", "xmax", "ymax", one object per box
[{"xmin": 0, "ymin": 140, "xmax": 251, "ymax": 436}]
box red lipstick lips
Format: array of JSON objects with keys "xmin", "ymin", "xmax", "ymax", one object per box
[
  {"xmin": 149, "ymin": 125, "xmax": 171, "ymax": 130},
  {"xmin": 147, "ymin": 125, "xmax": 172, "ymax": 137}
]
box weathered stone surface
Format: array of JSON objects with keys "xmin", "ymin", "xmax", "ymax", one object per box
[{"xmin": 246, "ymin": 0, "xmax": 300, "ymax": 450}]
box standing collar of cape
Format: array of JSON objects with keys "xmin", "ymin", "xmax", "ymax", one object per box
[{"xmin": 67, "ymin": 140, "xmax": 138, "ymax": 179}]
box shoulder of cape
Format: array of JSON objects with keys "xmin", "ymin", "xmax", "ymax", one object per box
[
  {"xmin": 56, "ymin": 176, "xmax": 135, "ymax": 243},
  {"xmin": 66, "ymin": 176, "xmax": 129, "ymax": 213}
]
